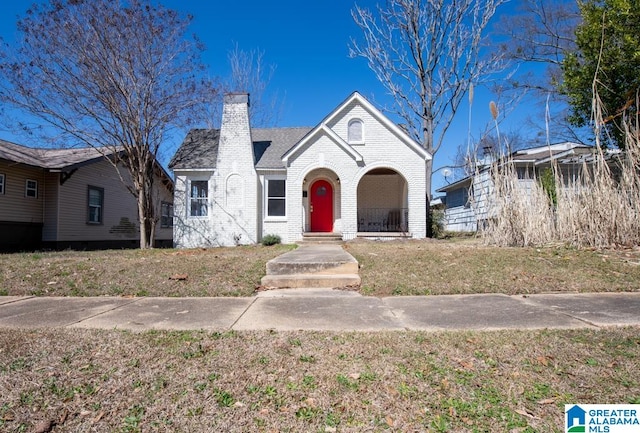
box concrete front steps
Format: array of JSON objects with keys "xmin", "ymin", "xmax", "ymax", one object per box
[
  {"xmin": 297, "ymin": 232, "xmax": 344, "ymax": 244},
  {"xmin": 260, "ymin": 244, "xmax": 361, "ymax": 289}
]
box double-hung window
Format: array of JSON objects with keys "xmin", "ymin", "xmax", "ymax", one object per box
[
  {"xmin": 88, "ymin": 186, "xmax": 104, "ymax": 224},
  {"xmin": 161, "ymin": 201, "xmax": 174, "ymax": 227},
  {"xmin": 25, "ymin": 179, "xmax": 38, "ymax": 198},
  {"xmin": 190, "ymin": 180, "xmax": 208, "ymax": 217},
  {"xmin": 0, "ymin": 173, "xmax": 4, "ymax": 195},
  {"xmin": 266, "ymin": 178, "xmax": 286, "ymax": 217}
]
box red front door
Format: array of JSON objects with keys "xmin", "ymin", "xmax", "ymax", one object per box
[{"xmin": 310, "ymin": 180, "xmax": 333, "ymax": 232}]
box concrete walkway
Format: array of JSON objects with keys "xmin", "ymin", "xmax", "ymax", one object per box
[{"xmin": 1, "ymin": 291, "xmax": 639, "ymax": 332}]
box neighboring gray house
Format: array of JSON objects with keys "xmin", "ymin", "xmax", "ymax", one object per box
[
  {"xmin": 169, "ymin": 91, "xmax": 432, "ymax": 247},
  {"xmin": 0, "ymin": 139, "xmax": 173, "ymax": 251},
  {"xmin": 437, "ymin": 142, "xmax": 599, "ymax": 232}
]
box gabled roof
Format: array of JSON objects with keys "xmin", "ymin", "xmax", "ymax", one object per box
[
  {"xmin": 0, "ymin": 138, "xmax": 118, "ymax": 170},
  {"xmin": 169, "ymin": 127, "xmax": 313, "ymax": 171},
  {"xmin": 1, "ymin": 138, "xmax": 174, "ymax": 191},
  {"xmin": 281, "ymin": 91, "xmax": 431, "ymax": 164}
]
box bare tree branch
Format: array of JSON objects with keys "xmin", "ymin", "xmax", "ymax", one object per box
[
  {"xmin": 350, "ymin": 0, "xmax": 508, "ymax": 201},
  {"xmin": 0, "ymin": 0, "xmax": 217, "ymax": 248}
]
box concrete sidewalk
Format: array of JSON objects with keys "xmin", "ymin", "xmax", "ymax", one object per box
[{"xmin": 1, "ymin": 291, "xmax": 639, "ymax": 332}]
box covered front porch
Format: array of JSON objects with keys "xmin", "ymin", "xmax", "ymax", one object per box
[{"xmin": 356, "ymin": 168, "xmax": 409, "ymax": 237}]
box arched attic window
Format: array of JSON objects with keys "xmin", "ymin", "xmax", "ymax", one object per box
[{"xmin": 348, "ymin": 118, "xmax": 364, "ymax": 144}]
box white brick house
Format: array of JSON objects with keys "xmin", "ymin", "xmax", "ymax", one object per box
[{"xmin": 169, "ymin": 92, "xmax": 431, "ymax": 247}]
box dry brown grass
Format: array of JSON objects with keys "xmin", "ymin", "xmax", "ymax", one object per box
[
  {"xmin": 482, "ymin": 93, "xmax": 640, "ymax": 249},
  {"xmin": 1, "ymin": 327, "xmax": 638, "ymax": 432},
  {"xmin": 0, "ymin": 245, "xmax": 295, "ymax": 297},
  {"xmin": 346, "ymin": 238, "xmax": 640, "ymax": 297},
  {"xmin": 2, "ymin": 239, "xmax": 639, "ymax": 298}
]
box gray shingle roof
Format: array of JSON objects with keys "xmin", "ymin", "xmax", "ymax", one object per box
[
  {"xmin": 169, "ymin": 129, "xmax": 220, "ymax": 170},
  {"xmin": 169, "ymin": 127, "xmax": 312, "ymax": 171},
  {"xmin": 0, "ymin": 138, "xmax": 114, "ymax": 170},
  {"xmin": 252, "ymin": 127, "xmax": 312, "ymax": 169}
]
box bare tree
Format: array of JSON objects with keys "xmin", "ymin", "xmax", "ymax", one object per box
[
  {"xmin": 350, "ymin": 0, "xmax": 508, "ymax": 203},
  {"xmin": 227, "ymin": 44, "xmax": 283, "ymax": 128},
  {"xmin": 496, "ymin": 0, "xmax": 583, "ymax": 144},
  {"xmin": 497, "ymin": 0, "xmax": 580, "ymax": 93},
  {"xmin": 0, "ymin": 0, "xmax": 216, "ymax": 248}
]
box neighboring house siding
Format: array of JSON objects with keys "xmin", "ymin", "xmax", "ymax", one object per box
[
  {"xmin": 443, "ymin": 205, "xmax": 477, "ymax": 232},
  {"xmin": 53, "ymin": 159, "xmax": 173, "ymax": 245},
  {"xmin": 0, "ymin": 161, "xmax": 45, "ymax": 224},
  {"xmin": 42, "ymin": 172, "xmax": 60, "ymax": 241},
  {"xmin": 56, "ymin": 161, "xmax": 137, "ymax": 242},
  {"xmin": 0, "ymin": 161, "xmax": 45, "ymax": 250}
]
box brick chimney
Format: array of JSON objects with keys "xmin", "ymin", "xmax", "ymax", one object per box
[{"xmin": 212, "ymin": 93, "xmax": 258, "ymax": 245}]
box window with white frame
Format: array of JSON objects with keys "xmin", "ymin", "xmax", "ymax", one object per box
[
  {"xmin": 266, "ymin": 178, "xmax": 286, "ymax": 217},
  {"xmin": 190, "ymin": 180, "xmax": 208, "ymax": 217},
  {"xmin": 348, "ymin": 119, "xmax": 364, "ymax": 144},
  {"xmin": 0, "ymin": 173, "xmax": 4, "ymax": 195},
  {"xmin": 87, "ymin": 186, "xmax": 104, "ymax": 224},
  {"xmin": 161, "ymin": 201, "xmax": 174, "ymax": 227},
  {"xmin": 25, "ymin": 179, "xmax": 38, "ymax": 198}
]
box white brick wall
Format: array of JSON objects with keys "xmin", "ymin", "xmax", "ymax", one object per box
[
  {"xmin": 210, "ymin": 94, "xmax": 258, "ymax": 246},
  {"xmin": 286, "ymin": 97, "xmax": 427, "ymax": 242},
  {"xmin": 173, "ymin": 92, "xmax": 429, "ymax": 248}
]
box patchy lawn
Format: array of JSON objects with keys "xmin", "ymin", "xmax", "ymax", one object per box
[
  {"xmin": 0, "ymin": 245, "xmax": 295, "ymax": 298},
  {"xmin": 1, "ymin": 239, "xmax": 639, "ymax": 298},
  {"xmin": 345, "ymin": 239, "xmax": 640, "ymax": 297},
  {"xmin": 1, "ymin": 327, "xmax": 638, "ymax": 432}
]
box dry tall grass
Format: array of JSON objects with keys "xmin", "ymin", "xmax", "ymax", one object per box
[{"xmin": 481, "ymin": 101, "xmax": 640, "ymax": 248}]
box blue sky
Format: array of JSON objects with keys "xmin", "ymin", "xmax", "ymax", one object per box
[{"xmin": 0, "ymin": 0, "xmax": 548, "ymax": 193}]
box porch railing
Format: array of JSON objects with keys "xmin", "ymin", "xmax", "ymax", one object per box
[{"xmin": 358, "ymin": 208, "xmax": 408, "ymax": 232}]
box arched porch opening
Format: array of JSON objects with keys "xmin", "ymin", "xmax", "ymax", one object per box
[{"xmin": 357, "ymin": 168, "xmax": 408, "ymax": 233}]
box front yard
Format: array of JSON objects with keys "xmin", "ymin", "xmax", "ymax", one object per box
[
  {"xmin": 1, "ymin": 239, "xmax": 638, "ymax": 297},
  {"xmin": 1, "ymin": 239, "xmax": 639, "ymax": 432},
  {"xmin": 1, "ymin": 327, "xmax": 639, "ymax": 432}
]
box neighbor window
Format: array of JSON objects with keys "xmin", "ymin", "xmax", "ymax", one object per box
[
  {"xmin": 87, "ymin": 186, "xmax": 104, "ymax": 224},
  {"xmin": 190, "ymin": 180, "xmax": 208, "ymax": 217},
  {"xmin": 161, "ymin": 201, "xmax": 174, "ymax": 227},
  {"xmin": 348, "ymin": 119, "xmax": 364, "ymax": 144},
  {"xmin": 266, "ymin": 178, "xmax": 286, "ymax": 217},
  {"xmin": 0, "ymin": 174, "xmax": 4, "ymax": 195},
  {"xmin": 25, "ymin": 179, "xmax": 38, "ymax": 198}
]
